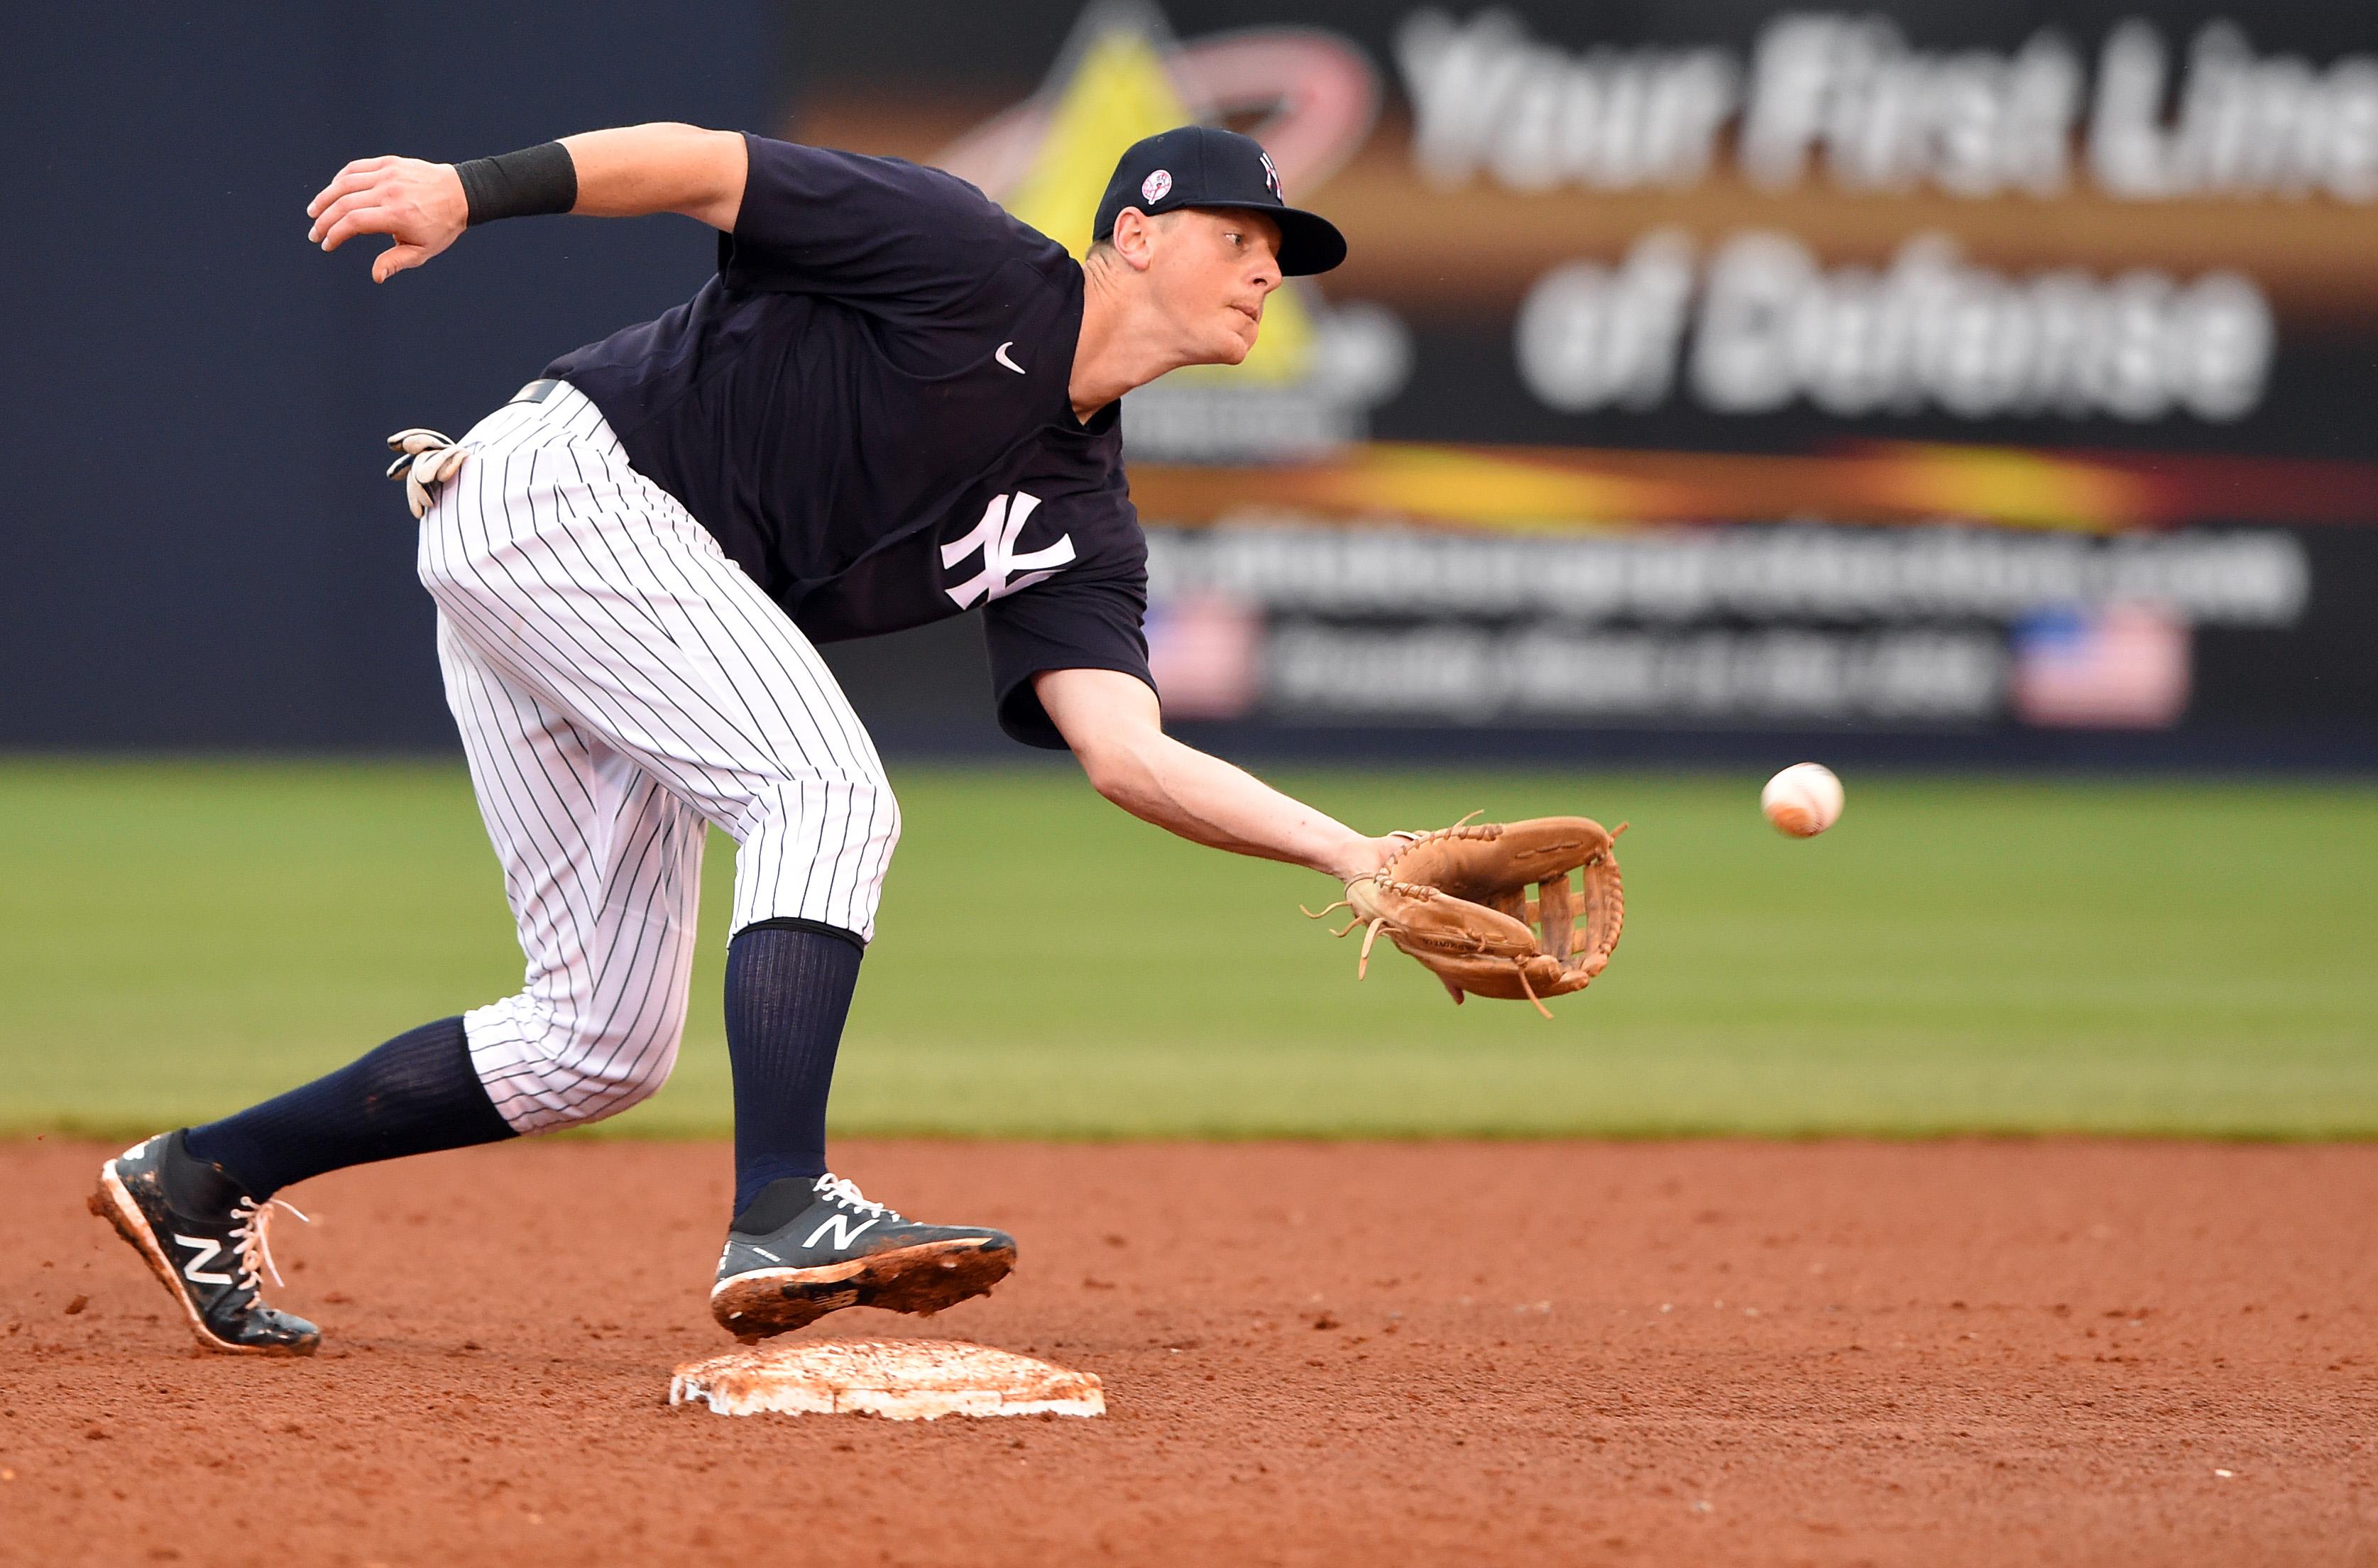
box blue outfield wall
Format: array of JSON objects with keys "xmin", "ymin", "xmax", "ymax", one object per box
[
  {"xmin": 3, "ymin": 4, "xmax": 776, "ymax": 750},
  {"xmin": 6, "ymin": 2, "xmax": 2374, "ymax": 772}
]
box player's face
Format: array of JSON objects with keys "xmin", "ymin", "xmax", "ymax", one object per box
[{"xmin": 1154, "ymin": 208, "xmax": 1284, "ymax": 365}]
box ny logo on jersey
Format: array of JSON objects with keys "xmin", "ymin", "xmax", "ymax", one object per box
[{"xmin": 941, "ymin": 490, "xmax": 1077, "ymax": 609}]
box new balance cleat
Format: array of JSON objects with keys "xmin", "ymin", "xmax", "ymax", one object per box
[
  {"xmin": 711, "ymin": 1173, "xmax": 1017, "ymax": 1340},
  {"xmin": 89, "ymin": 1132, "xmax": 320, "ymax": 1356}
]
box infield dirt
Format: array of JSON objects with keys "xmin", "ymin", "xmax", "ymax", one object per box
[{"xmin": 3, "ymin": 1139, "xmax": 2372, "ymax": 1566}]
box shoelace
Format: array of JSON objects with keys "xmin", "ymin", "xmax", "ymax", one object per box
[
  {"xmin": 226, "ymin": 1197, "xmax": 311, "ymax": 1295},
  {"xmin": 813, "ymin": 1173, "xmax": 899, "ymax": 1222}
]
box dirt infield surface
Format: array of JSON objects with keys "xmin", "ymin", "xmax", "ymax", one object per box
[{"xmin": 4, "ymin": 1139, "xmax": 2373, "ymax": 1566}]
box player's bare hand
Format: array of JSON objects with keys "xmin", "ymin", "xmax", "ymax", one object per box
[
  {"xmin": 1329, "ymin": 835, "xmax": 1407, "ymax": 883},
  {"xmin": 305, "ymin": 156, "xmax": 467, "ymax": 283}
]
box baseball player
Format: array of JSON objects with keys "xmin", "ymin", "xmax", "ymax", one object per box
[{"xmin": 91, "ymin": 121, "xmax": 1402, "ymax": 1355}]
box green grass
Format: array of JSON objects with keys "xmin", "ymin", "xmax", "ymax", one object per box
[{"xmin": 1, "ymin": 758, "xmax": 2374, "ymax": 1139}]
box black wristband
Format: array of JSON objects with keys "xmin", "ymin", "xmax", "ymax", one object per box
[{"xmin": 453, "ymin": 141, "xmax": 578, "ymax": 226}]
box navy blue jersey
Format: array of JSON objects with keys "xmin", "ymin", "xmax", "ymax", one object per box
[{"xmin": 547, "ymin": 134, "xmax": 1151, "ymax": 748}]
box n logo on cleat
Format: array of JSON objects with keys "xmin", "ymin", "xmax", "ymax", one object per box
[
  {"xmin": 174, "ymin": 1234, "xmax": 234, "ymax": 1286},
  {"xmin": 803, "ymin": 1214, "xmax": 880, "ymax": 1252}
]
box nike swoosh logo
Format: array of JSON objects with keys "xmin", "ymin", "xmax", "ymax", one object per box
[{"xmin": 994, "ymin": 341, "xmax": 1026, "ymax": 375}]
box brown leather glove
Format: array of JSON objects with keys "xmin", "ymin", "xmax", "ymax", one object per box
[{"xmin": 1310, "ymin": 816, "xmax": 1626, "ymax": 1018}]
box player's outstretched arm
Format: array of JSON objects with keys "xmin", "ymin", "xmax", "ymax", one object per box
[
  {"xmin": 305, "ymin": 124, "xmax": 746, "ymax": 283},
  {"xmin": 1036, "ymin": 667, "xmax": 1399, "ymax": 882}
]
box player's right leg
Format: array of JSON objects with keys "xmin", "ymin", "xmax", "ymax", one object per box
[
  {"xmin": 91, "ymin": 622, "xmax": 708, "ymax": 1355},
  {"xmin": 89, "ymin": 1133, "xmax": 324, "ymax": 1355}
]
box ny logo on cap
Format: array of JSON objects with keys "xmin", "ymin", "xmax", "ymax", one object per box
[
  {"xmin": 1141, "ymin": 168, "xmax": 1173, "ymax": 204},
  {"xmin": 1259, "ymin": 151, "xmax": 1281, "ymax": 198}
]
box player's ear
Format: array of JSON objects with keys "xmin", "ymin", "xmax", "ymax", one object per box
[{"xmin": 1107, "ymin": 207, "xmax": 1159, "ymax": 273}]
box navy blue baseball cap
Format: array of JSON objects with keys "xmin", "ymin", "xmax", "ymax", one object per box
[{"xmin": 1092, "ymin": 126, "xmax": 1347, "ymax": 276}]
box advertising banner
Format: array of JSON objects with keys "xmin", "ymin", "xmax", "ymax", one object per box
[{"xmin": 789, "ymin": 1, "xmax": 2378, "ymax": 758}]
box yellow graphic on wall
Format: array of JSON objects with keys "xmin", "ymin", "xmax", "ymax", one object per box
[{"xmin": 1001, "ymin": 15, "xmax": 1315, "ymax": 386}]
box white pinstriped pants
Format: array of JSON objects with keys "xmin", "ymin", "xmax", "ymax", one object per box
[{"xmin": 415, "ymin": 381, "xmax": 899, "ymax": 1134}]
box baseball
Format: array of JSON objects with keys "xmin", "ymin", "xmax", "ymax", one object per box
[{"xmin": 1761, "ymin": 762, "xmax": 1844, "ymax": 837}]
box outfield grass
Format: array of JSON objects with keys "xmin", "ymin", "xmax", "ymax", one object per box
[{"xmin": 1, "ymin": 758, "xmax": 2373, "ymax": 1139}]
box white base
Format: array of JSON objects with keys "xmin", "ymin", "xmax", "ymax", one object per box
[{"xmin": 669, "ymin": 1338, "xmax": 1105, "ymax": 1421}]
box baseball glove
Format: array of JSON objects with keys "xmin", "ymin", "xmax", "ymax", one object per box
[{"xmin": 1307, "ymin": 816, "xmax": 1626, "ymax": 1018}]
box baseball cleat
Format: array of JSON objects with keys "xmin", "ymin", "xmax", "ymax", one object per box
[
  {"xmin": 711, "ymin": 1173, "xmax": 1017, "ymax": 1341},
  {"xmin": 89, "ymin": 1132, "xmax": 321, "ymax": 1356}
]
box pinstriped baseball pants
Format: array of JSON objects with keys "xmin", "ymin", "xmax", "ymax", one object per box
[{"xmin": 415, "ymin": 381, "xmax": 899, "ymax": 1135}]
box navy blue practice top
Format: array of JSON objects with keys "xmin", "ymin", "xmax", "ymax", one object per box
[{"xmin": 548, "ymin": 134, "xmax": 1153, "ymax": 748}]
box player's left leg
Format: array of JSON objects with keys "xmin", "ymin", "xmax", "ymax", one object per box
[{"xmin": 412, "ymin": 379, "xmax": 1014, "ymax": 1337}]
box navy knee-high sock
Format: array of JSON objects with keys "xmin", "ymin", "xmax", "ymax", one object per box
[
  {"xmin": 725, "ymin": 921, "xmax": 863, "ymax": 1219},
  {"xmin": 180, "ymin": 1017, "xmax": 516, "ymax": 1202}
]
